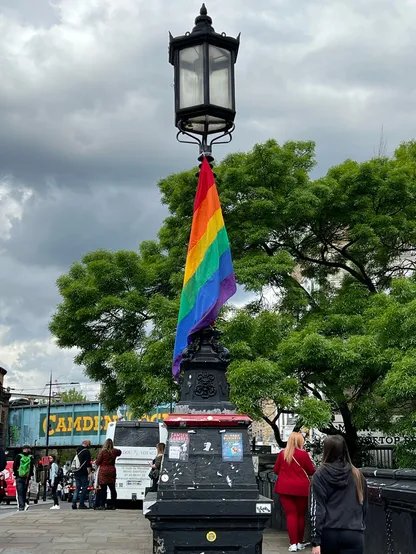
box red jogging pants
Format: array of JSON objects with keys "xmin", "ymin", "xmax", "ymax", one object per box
[{"xmin": 279, "ymin": 494, "xmax": 308, "ymax": 545}]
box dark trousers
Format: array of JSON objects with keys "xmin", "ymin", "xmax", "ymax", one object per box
[
  {"xmin": 72, "ymin": 474, "xmax": 89, "ymax": 506},
  {"xmin": 16, "ymin": 477, "xmax": 28, "ymax": 509},
  {"xmin": 321, "ymin": 529, "xmax": 364, "ymax": 554},
  {"xmin": 96, "ymin": 483, "xmax": 116, "ymax": 508},
  {"xmin": 51, "ymin": 482, "xmax": 59, "ymax": 506}
]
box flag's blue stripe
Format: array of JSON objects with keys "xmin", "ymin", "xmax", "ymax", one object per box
[{"xmin": 173, "ymin": 248, "xmax": 234, "ymax": 363}]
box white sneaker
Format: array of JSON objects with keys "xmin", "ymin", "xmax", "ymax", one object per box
[
  {"xmin": 297, "ymin": 544, "xmax": 306, "ymax": 551},
  {"xmin": 24, "ymin": 504, "xmax": 29, "ymax": 511},
  {"xmin": 288, "ymin": 546, "xmax": 298, "ymax": 552},
  {"xmin": 50, "ymin": 505, "xmax": 60, "ymax": 510}
]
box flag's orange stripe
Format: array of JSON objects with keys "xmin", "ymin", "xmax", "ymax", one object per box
[{"xmin": 188, "ymin": 185, "xmax": 221, "ymax": 252}]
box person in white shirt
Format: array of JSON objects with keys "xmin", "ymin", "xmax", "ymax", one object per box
[{"xmin": 48, "ymin": 456, "xmax": 60, "ymax": 510}]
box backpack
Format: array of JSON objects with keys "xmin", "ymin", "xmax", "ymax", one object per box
[
  {"xmin": 18, "ymin": 454, "xmax": 32, "ymax": 478},
  {"xmin": 71, "ymin": 449, "xmax": 87, "ymax": 472},
  {"xmin": 56, "ymin": 466, "xmax": 64, "ymax": 484}
]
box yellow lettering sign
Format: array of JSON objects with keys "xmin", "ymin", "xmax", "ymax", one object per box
[
  {"xmin": 56, "ymin": 417, "xmax": 67, "ymax": 433},
  {"xmin": 83, "ymin": 416, "xmax": 94, "ymax": 432}
]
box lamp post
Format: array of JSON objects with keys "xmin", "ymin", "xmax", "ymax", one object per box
[
  {"xmin": 42, "ymin": 375, "xmax": 80, "ymax": 502},
  {"xmin": 144, "ymin": 7, "xmax": 273, "ymax": 554},
  {"xmin": 169, "ymin": 3, "xmax": 239, "ymax": 161}
]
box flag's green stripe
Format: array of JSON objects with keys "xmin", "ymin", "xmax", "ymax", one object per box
[{"xmin": 178, "ymin": 226, "xmax": 230, "ymax": 321}]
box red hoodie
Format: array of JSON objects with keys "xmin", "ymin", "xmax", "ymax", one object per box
[{"xmin": 274, "ymin": 448, "xmax": 316, "ymax": 496}]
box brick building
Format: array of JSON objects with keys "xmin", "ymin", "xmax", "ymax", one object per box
[{"xmin": 0, "ymin": 367, "xmax": 11, "ymax": 448}]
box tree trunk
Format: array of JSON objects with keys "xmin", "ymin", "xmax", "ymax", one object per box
[
  {"xmin": 262, "ymin": 416, "xmax": 287, "ymax": 448},
  {"xmin": 338, "ymin": 403, "xmax": 359, "ymax": 462}
]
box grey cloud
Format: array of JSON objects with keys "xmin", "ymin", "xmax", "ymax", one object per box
[
  {"xmin": 1, "ymin": 0, "xmax": 416, "ymax": 393},
  {"xmin": 4, "ymin": 184, "xmax": 168, "ymax": 267}
]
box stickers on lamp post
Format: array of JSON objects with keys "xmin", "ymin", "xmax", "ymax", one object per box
[
  {"xmin": 206, "ymin": 531, "xmax": 217, "ymax": 542},
  {"xmin": 168, "ymin": 432, "xmax": 190, "ymax": 462},
  {"xmin": 222, "ymin": 432, "xmax": 243, "ymax": 462}
]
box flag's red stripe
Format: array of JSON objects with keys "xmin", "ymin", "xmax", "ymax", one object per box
[{"xmin": 193, "ymin": 158, "xmax": 216, "ymax": 213}]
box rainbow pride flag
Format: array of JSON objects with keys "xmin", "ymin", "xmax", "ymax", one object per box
[{"xmin": 172, "ymin": 157, "xmax": 237, "ymax": 379}]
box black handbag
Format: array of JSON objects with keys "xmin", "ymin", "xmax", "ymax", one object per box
[{"xmin": 148, "ymin": 467, "xmax": 159, "ymax": 480}]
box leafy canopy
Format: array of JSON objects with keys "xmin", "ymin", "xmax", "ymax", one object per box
[
  {"xmin": 59, "ymin": 388, "xmax": 88, "ymax": 403},
  {"xmin": 51, "ymin": 138, "xmax": 416, "ymax": 456}
]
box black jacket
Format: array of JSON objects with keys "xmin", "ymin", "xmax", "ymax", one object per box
[
  {"xmin": 75, "ymin": 445, "xmax": 91, "ymax": 476},
  {"xmin": 0, "ymin": 448, "xmax": 6, "ymax": 472},
  {"xmin": 13, "ymin": 453, "xmax": 34, "ymax": 480},
  {"xmin": 310, "ymin": 462, "xmax": 368, "ymax": 547}
]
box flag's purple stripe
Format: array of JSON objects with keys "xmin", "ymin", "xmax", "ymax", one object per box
[
  {"xmin": 172, "ymin": 249, "xmax": 235, "ymax": 373},
  {"xmin": 189, "ymin": 272, "xmax": 237, "ymax": 335},
  {"xmin": 172, "ymin": 354, "xmax": 182, "ymax": 380}
]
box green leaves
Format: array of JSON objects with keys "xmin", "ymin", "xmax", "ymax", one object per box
[
  {"xmin": 50, "ymin": 245, "xmax": 180, "ymax": 415},
  {"xmin": 50, "ymin": 138, "xmax": 416, "ymax": 458}
]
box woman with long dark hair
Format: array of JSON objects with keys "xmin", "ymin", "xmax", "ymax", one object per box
[
  {"xmin": 95, "ymin": 438, "xmax": 121, "ymax": 510},
  {"xmin": 310, "ymin": 435, "xmax": 368, "ymax": 554},
  {"xmin": 274, "ymin": 432, "xmax": 316, "ymax": 552}
]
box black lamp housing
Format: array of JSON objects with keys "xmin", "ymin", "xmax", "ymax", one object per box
[{"xmin": 169, "ymin": 4, "xmax": 240, "ymax": 153}]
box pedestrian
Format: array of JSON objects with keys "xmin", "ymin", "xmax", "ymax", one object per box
[
  {"xmin": 49, "ymin": 455, "xmax": 60, "ymax": 510},
  {"xmin": 310, "ymin": 435, "xmax": 368, "ymax": 554},
  {"xmin": 0, "ymin": 473, "xmax": 7, "ymax": 504},
  {"xmin": 149, "ymin": 443, "xmax": 165, "ymax": 492},
  {"xmin": 71, "ymin": 439, "xmax": 92, "ymax": 510},
  {"xmin": 95, "ymin": 439, "xmax": 121, "ymax": 510},
  {"xmin": 0, "ymin": 446, "xmax": 6, "ymax": 472},
  {"xmin": 274, "ymin": 432, "xmax": 316, "ymax": 552},
  {"xmin": 88, "ymin": 468, "xmax": 96, "ymax": 508},
  {"xmin": 13, "ymin": 445, "xmax": 34, "ymax": 512}
]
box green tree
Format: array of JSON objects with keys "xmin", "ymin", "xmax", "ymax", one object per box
[
  {"xmin": 59, "ymin": 388, "xmax": 88, "ymax": 403},
  {"xmin": 49, "ymin": 246, "xmax": 181, "ymax": 416},
  {"xmin": 51, "ymin": 139, "xmax": 416, "ymax": 457},
  {"xmin": 157, "ymin": 139, "xmax": 416, "ymax": 455}
]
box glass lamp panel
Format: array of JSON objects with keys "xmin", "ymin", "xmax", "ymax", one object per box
[
  {"xmin": 179, "ymin": 45, "xmax": 204, "ymax": 109},
  {"xmin": 208, "ymin": 45, "xmax": 232, "ymax": 109},
  {"xmin": 187, "ymin": 115, "xmax": 227, "ymax": 134}
]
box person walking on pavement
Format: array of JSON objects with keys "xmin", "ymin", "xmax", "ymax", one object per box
[
  {"xmin": 71, "ymin": 439, "xmax": 92, "ymax": 510},
  {"xmin": 95, "ymin": 439, "xmax": 121, "ymax": 510},
  {"xmin": 0, "ymin": 445, "xmax": 6, "ymax": 472},
  {"xmin": 310, "ymin": 435, "xmax": 368, "ymax": 554},
  {"xmin": 13, "ymin": 445, "xmax": 34, "ymax": 512},
  {"xmin": 49, "ymin": 455, "xmax": 60, "ymax": 510},
  {"xmin": 274, "ymin": 432, "xmax": 316, "ymax": 552},
  {"xmin": 0, "ymin": 474, "xmax": 7, "ymax": 504}
]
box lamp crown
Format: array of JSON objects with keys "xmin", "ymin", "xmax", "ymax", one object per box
[{"xmin": 193, "ymin": 3, "xmax": 214, "ymax": 33}]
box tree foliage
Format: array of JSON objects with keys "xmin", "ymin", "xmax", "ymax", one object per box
[
  {"xmin": 60, "ymin": 388, "xmax": 87, "ymax": 403},
  {"xmin": 51, "ymin": 138, "xmax": 416, "ymax": 460},
  {"xmin": 158, "ymin": 139, "xmax": 416, "ymax": 455},
  {"xmin": 49, "ymin": 246, "xmax": 181, "ymax": 415}
]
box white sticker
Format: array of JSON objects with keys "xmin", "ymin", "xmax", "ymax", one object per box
[
  {"xmin": 256, "ymin": 503, "xmax": 272, "ymax": 514},
  {"xmin": 143, "ymin": 498, "xmax": 156, "ymax": 515},
  {"xmin": 161, "ymin": 474, "xmax": 169, "ymax": 483}
]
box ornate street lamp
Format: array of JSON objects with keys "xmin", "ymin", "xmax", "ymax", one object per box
[{"xmin": 169, "ymin": 4, "xmax": 240, "ymax": 158}]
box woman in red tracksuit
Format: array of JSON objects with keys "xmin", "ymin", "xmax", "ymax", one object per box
[{"xmin": 274, "ymin": 432, "xmax": 316, "ymax": 552}]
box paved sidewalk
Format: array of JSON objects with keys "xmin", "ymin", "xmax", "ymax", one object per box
[{"xmin": 0, "ymin": 502, "xmax": 311, "ymax": 554}]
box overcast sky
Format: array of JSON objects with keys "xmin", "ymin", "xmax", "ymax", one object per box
[{"xmin": 1, "ymin": 0, "xmax": 415, "ymax": 398}]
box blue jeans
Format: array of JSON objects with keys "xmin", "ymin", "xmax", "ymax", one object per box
[
  {"xmin": 16, "ymin": 477, "xmax": 28, "ymax": 510},
  {"xmin": 72, "ymin": 474, "xmax": 89, "ymax": 506}
]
